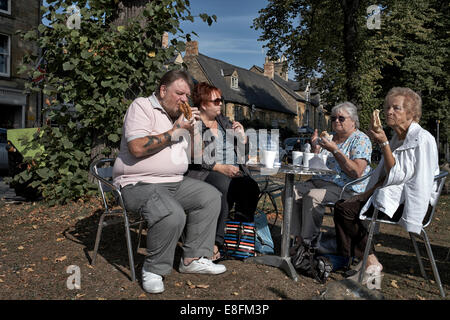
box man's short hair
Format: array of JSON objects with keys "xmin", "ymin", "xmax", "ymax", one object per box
[{"xmin": 156, "ymin": 69, "xmax": 194, "ymax": 97}]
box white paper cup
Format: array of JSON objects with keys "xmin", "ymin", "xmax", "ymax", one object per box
[
  {"xmin": 303, "ymin": 152, "xmax": 314, "ymax": 167},
  {"xmin": 321, "ymin": 153, "xmax": 328, "ymax": 164},
  {"xmin": 292, "ymin": 151, "xmax": 303, "ymax": 166},
  {"xmin": 262, "ymin": 150, "xmax": 277, "ymax": 168}
]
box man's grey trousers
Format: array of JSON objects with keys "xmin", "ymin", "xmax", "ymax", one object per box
[{"xmin": 121, "ymin": 176, "xmax": 221, "ymax": 275}]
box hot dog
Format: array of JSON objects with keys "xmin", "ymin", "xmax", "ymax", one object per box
[{"xmin": 179, "ymin": 101, "xmax": 192, "ymax": 120}]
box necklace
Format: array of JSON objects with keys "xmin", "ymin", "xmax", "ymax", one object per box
[{"xmin": 204, "ymin": 118, "xmax": 217, "ymax": 129}]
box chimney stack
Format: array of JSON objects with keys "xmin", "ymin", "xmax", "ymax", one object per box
[
  {"xmin": 185, "ymin": 41, "xmax": 199, "ymax": 57},
  {"xmin": 263, "ymin": 57, "xmax": 274, "ymax": 79},
  {"xmin": 274, "ymin": 55, "xmax": 288, "ymax": 81},
  {"xmin": 162, "ymin": 32, "xmax": 169, "ymax": 49}
]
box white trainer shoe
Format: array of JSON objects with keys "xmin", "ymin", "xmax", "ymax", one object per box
[
  {"xmin": 179, "ymin": 257, "xmax": 227, "ymax": 275},
  {"xmin": 142, "ymin": 269, "xmax": 164, "ymax": 294}
]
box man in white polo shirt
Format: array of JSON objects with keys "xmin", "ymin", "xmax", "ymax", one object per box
[{"xmin": 113, "ymin": 70, "xmax": 226, "ymax": 294}]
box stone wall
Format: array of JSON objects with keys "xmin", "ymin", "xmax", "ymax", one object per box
[
  {"xmin": 0, "ymin": 0, "xmax": 39, "ymax": 81},
  {"xmin": 0, "ymin": 0, "xmax": 41, "ymax": 128},
  {"xmin": 183, "ymin": 52, "xmax": 299, "ymax": 133},
  {"xmin": 273, "ymin": 83, "xmax": 303, "ymax": 130},
  {"xmin": 227, "ymin": 101, "xmax": 296, "ymax": 132},
  {"xmin": 183, "ymin": 56, "xmax": 209, "ymax": 84}
]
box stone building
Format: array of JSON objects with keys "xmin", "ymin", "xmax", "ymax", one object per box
[
  {"xmin": 183, "ymin": 41, "xmax": 329, "ymax": 134},
  {"xmin": 250, "ymin": 58, "xmax": 328, "ymax": 134},
  {"xmin": 0, "ymin": 0, "xmax": 42, "ymax": 129},
  {"xmin": 184, "ymin": 41, "xmax": 299, "ymax": 132}
]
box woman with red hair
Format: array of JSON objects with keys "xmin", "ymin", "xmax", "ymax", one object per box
[{"xmin": 187, "ymin": 82, "xmax": 260, "ymax": 261}]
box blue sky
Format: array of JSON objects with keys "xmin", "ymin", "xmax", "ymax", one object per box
[
  {"xmin": 42, "ymin": 1, "xmax": 293, "ymax": 77},
  {"xmin": 179, "ymin": 0, "xmax": 293, "ymax": 77}
]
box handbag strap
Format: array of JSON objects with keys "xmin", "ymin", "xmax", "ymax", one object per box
[
  {"xmin": 224, "ymin": 222, "xmax": 244, "ymax": 256},
  {"xmin": 255, "ymin": 232, "xmax": 274, "ymax": 249},
  {"xmin": 308, "ymin": 247, "xmax": 324, "ymax": 283}
]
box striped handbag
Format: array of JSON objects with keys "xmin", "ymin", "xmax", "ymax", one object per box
[{"xmin": 221, "ymin": 221, "xmax": 256, "ymax": 259}]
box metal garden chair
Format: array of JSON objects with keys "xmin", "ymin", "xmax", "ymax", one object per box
[
  {"xmin": 320, "ymin": 170, "xmax": 374, "ymax": 215},
  {"xmin": 358, "ymin": 171, "xmax": 448, "ymax": 298},
  {"xmin": 89, "ymin": 158, "xmax": 145, "ymax": 281},
  {"xmin": 253, "ymin": 174, "xmax": 284, "ymax": 228},
  {"xmin": 313, "ymin": 171, "xmax": 375, "ymax": 254}
]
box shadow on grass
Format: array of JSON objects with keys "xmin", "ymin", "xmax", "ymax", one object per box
[{"xmin": 62, "ymin": 208, "xmax": 147, "ymax": 281}]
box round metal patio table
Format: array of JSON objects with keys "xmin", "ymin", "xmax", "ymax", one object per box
[{"xmin": 246, "ymin": 163, "xmax": 336, "ymax": 281}]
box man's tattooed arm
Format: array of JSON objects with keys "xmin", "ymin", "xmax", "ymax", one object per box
[
  {"xmin": 143, "ymin": 133, "xmax": 170, "ymax": 148},
  {"xmin": 128, "ymin": 128, "xmax": 178, "ymax": 158}
]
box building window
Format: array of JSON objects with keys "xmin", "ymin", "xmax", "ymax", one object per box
[
  {"xmin": 234, "ymin": 105, "xmax": 244, "ymax": 121},
  {"xmin": 304, "ymin": 108, "xmax": 310, "ymax": 127},
  {"xmin": 318, "ymin": 111, "xmax": 323, "ymax": 131},
  {"xmin": 0, "ymin": 34, "xmax": 10, "ymax": 77},
  {"xmin": 0, "ymin": 0, "xmax": 11, "ymax": 14},
  {"xmin": 231, "ymin": 75, "xmax": 238, "ymax": 89}
]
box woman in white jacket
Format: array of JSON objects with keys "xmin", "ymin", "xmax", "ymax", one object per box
[{"xmin": 332, "ymin": 87, "xmax": 439, "ymax": 276}]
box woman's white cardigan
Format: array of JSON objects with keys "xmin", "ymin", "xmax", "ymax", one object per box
[{"xmin": 360, "ymin": 122, "xmax": 439, "ymax": 234}]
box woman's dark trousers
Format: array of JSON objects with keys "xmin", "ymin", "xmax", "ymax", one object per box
[{"xmin": 205, "ymin": 171, "xmax": 260, "ymax": 246}]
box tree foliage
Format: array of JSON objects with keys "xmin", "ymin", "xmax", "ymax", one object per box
[
  {"xmin": 13, "ymin": 0, "xmax": 215, "ymax": 204},
  {"xmin": 253, "ymin": 0, "xmax": 449, "ymax": 144}
]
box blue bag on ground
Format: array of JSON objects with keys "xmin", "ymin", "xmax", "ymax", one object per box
[{"xmin": 254, "ymin": 210, "xmax": 275, "ymax": 254}]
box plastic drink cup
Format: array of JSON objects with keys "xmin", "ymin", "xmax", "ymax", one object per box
[
  {"xmin": 303, "ymin": 152, "xmax": 314, "ymax": 167},
  {"xmin": 292, "ymin": 151, "xmax": 303, "ymax": 166},
  {"xmin": 262, "ymin": 150, "xmax": 277, "ymax": 168}
]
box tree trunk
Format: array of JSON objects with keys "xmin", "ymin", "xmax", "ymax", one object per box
[
  {"xmin": 341, "ymin": 0, "xmax": 360, "ymax": 105},
  {"xmin": 111, "ymin": 0, "xmax": 151, "ymax": 26}
]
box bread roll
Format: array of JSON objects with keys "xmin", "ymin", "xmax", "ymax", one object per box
[
  {"xmin": 179, "ymin": 101, "xmax": 192, "ymax": 120},
  {"xmin": 320, "ymin": 131, "xmax": 331, "ymax": 141},
  {"xmin": 371, "ymin": 109, "xmax": 382, "ymax": 132}
]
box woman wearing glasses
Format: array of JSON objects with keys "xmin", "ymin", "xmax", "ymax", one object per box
[
  {"xmin": 186, "ymin": 82, "xmax": 260, "ymax": 261},
  {"xmin": 333, "ymin": 87, "xmax": 439, "ymax": 281},
  {"xmin": 290, "ymin": 102, "xmax": 372, "ymax": 250}
]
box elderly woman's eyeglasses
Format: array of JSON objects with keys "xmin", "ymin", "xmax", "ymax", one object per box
[
  {"xmin": 208, "ymin": 98, "xmax": 223, "ymax": 106},
  {"xmin": 331, "ymin": 116, "xmax": 347, "ymax": 122}
]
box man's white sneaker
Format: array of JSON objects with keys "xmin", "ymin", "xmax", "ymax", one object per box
[
  {"xmin": 142, "ymin": 269, "xmax": 164, "ymax": 294},
  {"xmin": 179, "ymin": 257, "xmax": 227, "ymax": 275}
]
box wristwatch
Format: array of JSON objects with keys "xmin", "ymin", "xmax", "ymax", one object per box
[
  {"xmin": 332, "ymin": 149, "xmax": 339, "ymax": 155},
  {"xmin": 379, "ymin": 141, "xmax": 389, "ymax": 147}
]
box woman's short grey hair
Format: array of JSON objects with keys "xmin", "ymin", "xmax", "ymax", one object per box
[
  {"xmin": 331, "ymin": 102, "xmax": 360, "ymax": 129},
  {"xmin": 384, "ymin": 87, "xmax": 422, "ymax": 122}
]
